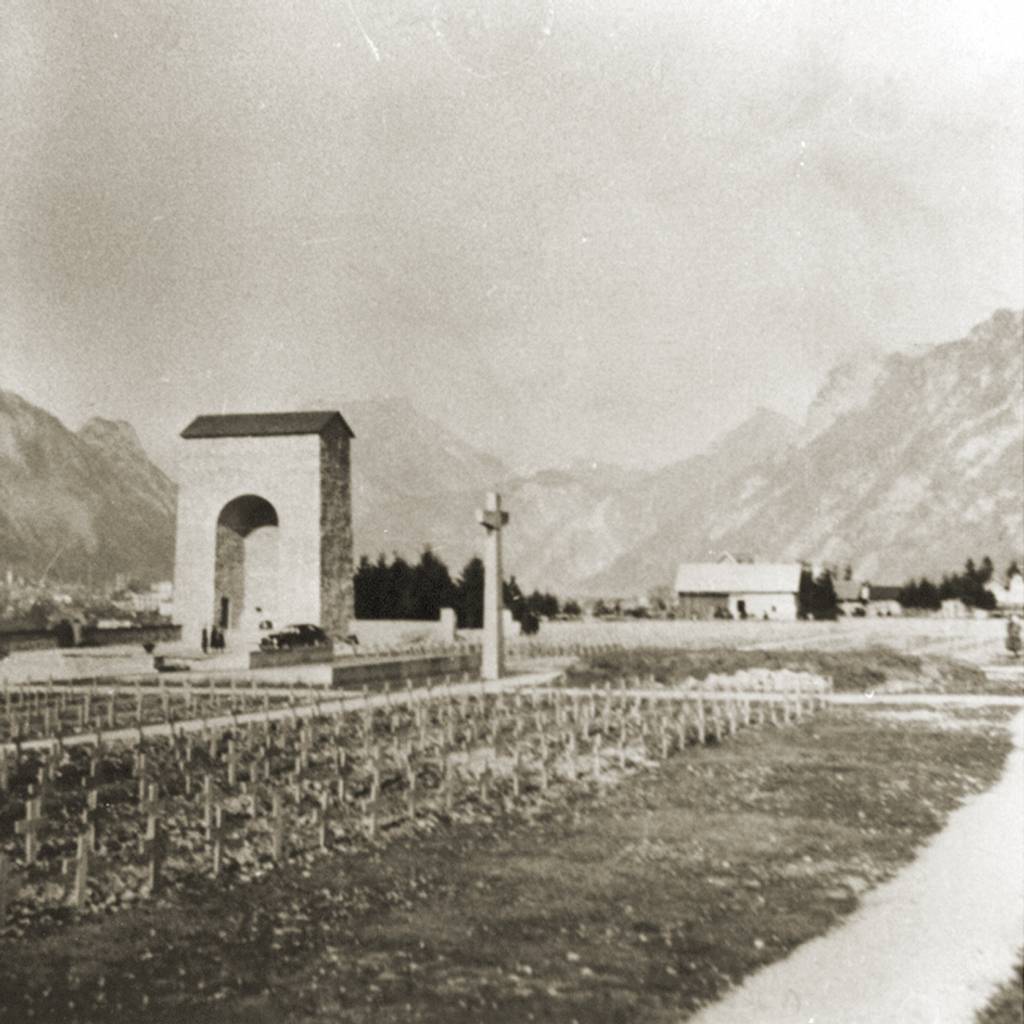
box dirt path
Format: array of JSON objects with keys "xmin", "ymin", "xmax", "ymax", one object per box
[
  {"xmin": 689, "ymin": 709, "xmax": 1024, "ymax": 1024},
  {"xmin": 829, "ymin": 693, "xmax": 1024, "ymax": 707}
]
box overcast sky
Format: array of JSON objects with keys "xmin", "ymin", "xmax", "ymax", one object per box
[{"xmin": 2, "ymin": 0, "xmax": 1021, "ymax": 472}]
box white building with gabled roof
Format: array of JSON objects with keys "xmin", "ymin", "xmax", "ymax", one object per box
[
  {"xmin": 986, "ymin": 570, "xmax": 1024, "ymax": 613},
  {"xmin": 673, "ymin": 555, "xmax": 802, "ymax": 620}
]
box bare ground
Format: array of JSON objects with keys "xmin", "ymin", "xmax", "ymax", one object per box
[
  {"xmin": 0, "ymin": 700, "xmax": 1012, "ymax": 1024},
  {"xmin": 689, "ymin": 710, "xmax": 1024, "ymax": 1023},
  {"xmin": 556, "ymin": 644, "xmax": 1007, "ymax": 695}
]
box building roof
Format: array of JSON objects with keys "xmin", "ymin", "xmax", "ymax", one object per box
[
  {"xmin": 674, "ymin": 561, "xmax": 802, "ymax": 595},
  {"xmin": 181, "ymin": 411, "xmax": 354, "ymax": 440},
  {"xmin": 985, "ymin": 573, "xmax": 1024, "ymax": 606},
  {"xmin": 867, "ymin": 584, "xmax": 902, "ymax": 603}
]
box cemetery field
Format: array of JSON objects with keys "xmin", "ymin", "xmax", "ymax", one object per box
[{"xmin": 0, "ymin": 693, "xmax": 1013, "ymax": 1024}]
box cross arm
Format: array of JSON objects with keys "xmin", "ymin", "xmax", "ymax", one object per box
[{"xmin": 476, "ymin": 508, "xmax": 509, "ymax": 531}]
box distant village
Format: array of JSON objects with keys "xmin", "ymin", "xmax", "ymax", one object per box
[{"xmin": 0, "ymin": 570, "xmax": 173, "ymax": 638}]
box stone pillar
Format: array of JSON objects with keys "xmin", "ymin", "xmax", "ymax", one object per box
[{"xmin": 476, "ymin": 492, "xmax": 509, "ymax": 681}]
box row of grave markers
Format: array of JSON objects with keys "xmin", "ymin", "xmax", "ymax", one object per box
[
  {"xmin": 0, "ymin": 679, "xmax": 314, "ymax": 745},
  {"xmin": 1, "ymin": 671, "xmax": 829, "ymax": 926},
  {"xmin": 0, "ymin": 671, "xmax": 498, "ymax": 749}
]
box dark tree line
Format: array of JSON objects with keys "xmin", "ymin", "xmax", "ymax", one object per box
[
  {"xmin": 900, "ymin": 556, "xmax": 1005, "ymax": 611},
  {"xmin": 353, "ymin": 550, "xmax": 565, "ymax": 634},
  {"xmin": 798, "ymin": 568, "xmax": 838, "ymax": 620},
  {"xmin": 353, "ymin": 550, "xmax": 459, "ymax": 622}
]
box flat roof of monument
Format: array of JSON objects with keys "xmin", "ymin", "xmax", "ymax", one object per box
[{"xmin": 181, "ymin": 411, "xmax": 354, "ymax": 440}]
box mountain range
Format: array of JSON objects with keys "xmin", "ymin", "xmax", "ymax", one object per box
[{"xmin": 1, "ymin": 310, "xmax": 1021, "ymax": 596}]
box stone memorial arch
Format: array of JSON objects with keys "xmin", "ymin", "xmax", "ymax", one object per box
[{"xmin": 172, "ymin": 411, "xmax": 354, "ymax": 649}]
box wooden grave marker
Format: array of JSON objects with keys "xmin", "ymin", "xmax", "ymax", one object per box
[
  {"xmin": 362, "ymin": 749, "xmax": 387, "ymax": 835},
  {"xmin": 15, "ymin": 795, "xmax": 46, "ymax": 865},
  {"xmin": 139, "ymin": 783, "xmax": 169, "ymax": 894},
  {"xmin": 80, "ymin": 779, "xmax": 105, "ymax": 852},
  {"xmin": 202, "ymin": 774, "xmax": 215, "ymax": 836},
  {"xmin": 62, "ymin": 832, "xmax": 109, "ymax": 910},
  {"xmin": 208, "ymin": 805, "xmax": 230, "ymax": 877},
  {"xmin": 477, "ymin": 760, "xmax": 493, "ymax": 803},
  {"xmin": 271, "ymin": 790, "xmax": 288, "ymax": 863},
  {"xmin": 0, "ymin": 853, "xmax": 25, "ymax": 928},
  {"xmin": 591, "ymin": 733, "xmax": 604, "ymax": 791},
  {"xmin": 314, "ymin": 791, "xmax": 331, "ymax": 852},
  {"xmin": 225, "ymin": 739, "xmax": 239, "ymax": 788}
]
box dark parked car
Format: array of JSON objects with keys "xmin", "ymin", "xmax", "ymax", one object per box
[{"xmin": 259, "ymin": 623, "xmax": 330, "ymax": 652}]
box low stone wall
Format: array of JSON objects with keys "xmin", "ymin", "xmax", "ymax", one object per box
[
  {"xmin": 1, "ymin": 623, "xmax": 181, "ymax": 657},
  {"xmin": 330, "ymin": 649, "xmax": 480, "ymax": 690},
  {"xmin": 80, "ymin": 624, "xmax": 182, "ymax": 648},
  {"xmin": 349, "ymin": 613, "xmax": 457, "ymax": 648},
  {"xmin": 0, "ymin": 628, "xmax": 58, "ymax": 654},
  {"xmin": 249, "ymin": 646, "xmax": 336, "ymax": 670}
]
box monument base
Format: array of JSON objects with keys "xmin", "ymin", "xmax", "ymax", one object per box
[
  {"xmin": 248, "ymin": 645, "xmax": 336, "ymax": 670},
  {"xmin": 330, "ymin": 650, "xmax": 481, "ymax": 690}
]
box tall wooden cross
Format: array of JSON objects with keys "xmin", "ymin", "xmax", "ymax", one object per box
[{"xmin": 476, "ymin": 491, "xmax": 509, "ymax": 681}]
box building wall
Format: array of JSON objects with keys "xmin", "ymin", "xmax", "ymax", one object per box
[
  {"xmin": 677, "ymin": 593, "xmax": 730, "ymax": 619},
  {"xmin": 866, "ymin": 600, "xmax": 903, "ymax": 617},
  {"xmin": 677, "ymin": 592, "xmax": 798, "ymax": 620},
  {"xmin": 987, "ymin": 574, "xmax": 1024, "ymax": 611},
  {"xmin": 727, "ymin": 592, "xmax": 799, "ymax": 620},
  {"xmin": 173, "ymin": 434, "xmax": 325, "ymax": 647}
]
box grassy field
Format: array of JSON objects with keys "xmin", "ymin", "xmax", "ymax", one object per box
[
  {"xmin": 0, "ymin": 696, "xmax": 1012, "ymax": 1024},
  {"xmin": 513, "ymin": 616, "xmax": 1018, "ymax": 671},
  {"xmin": 556, "ymin": 644, "xmax": 999, "ymax": 694}
]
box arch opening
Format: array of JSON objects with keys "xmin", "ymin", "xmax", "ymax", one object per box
[{"xmin": 213, "ymin": 495, "xmax": 280, "ymax": 634}]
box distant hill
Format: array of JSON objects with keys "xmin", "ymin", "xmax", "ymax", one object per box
[
  {"xmin": 0, "ymin": 391, "xmax": 176, "ymax": 583},
  {"xmin": 2, "ymin": 310, "xmax": 1021, "ymax": 595},
  {"xmin": 494, "ymin": 406, "xmax": 801, "ymax": 593},
  {"xmin": 345, "ymin": 397, "xmax": 510, "ymax": 571}
]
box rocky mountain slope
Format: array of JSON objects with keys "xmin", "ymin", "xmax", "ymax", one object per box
[
  {"xmin": 585, "ymin": 309, "xmax": 1024, "ymax": 593},
  {"xmin": 352, "ymin": 306, "xmax": 1022, "ymax": 594},
  {"xmin": 2, "ymin": 310, "xmax": 1020, "ymax": 595},
  {"xmin": 0, "ymin": 391, "xmax": 176, "ymax": 582}
]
